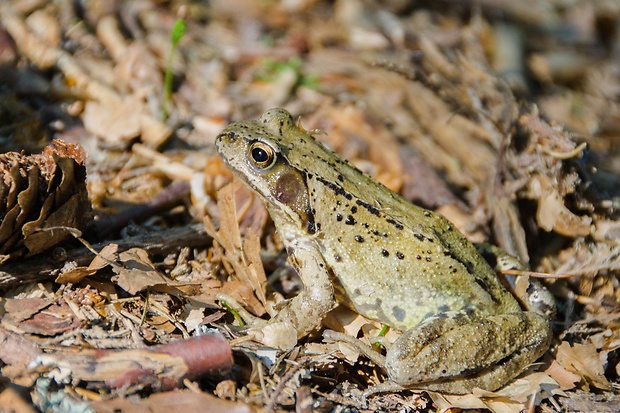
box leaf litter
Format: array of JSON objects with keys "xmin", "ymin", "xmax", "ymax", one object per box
[{"xmin": 0, "ymin": 0, "xmax": 619, "ymax": 412}]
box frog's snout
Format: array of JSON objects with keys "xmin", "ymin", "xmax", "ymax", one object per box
[
  {"xmin": 216, "ymin": 130, "xmax": 236, "ymax": 144},
  {"xmin": 215, "ymin": 131, "xmax": 239, "ymax": 157}
]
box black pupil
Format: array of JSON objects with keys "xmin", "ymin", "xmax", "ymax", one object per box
[{"xmin": 252, "ymin": 147, "xmax": 269, "ymax": 163}]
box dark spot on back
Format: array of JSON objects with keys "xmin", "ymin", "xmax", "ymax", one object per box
[
  {"xmin": 316, "ymin": 176, "xmax": 353, "ymax": 200},
  {"xmin": 355, "ymin": 199, "xmax": 380, "ymax": 216},
  {"xmin": 392, "ymin": 306, "xmax": 406, "ymax": 322},
  {"xmin": 386, "ymin": 218, "xmax": 404, "ymax": 230}
]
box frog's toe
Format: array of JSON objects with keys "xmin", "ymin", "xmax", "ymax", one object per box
[
  {"xmin": 323, "ymin": 330, "xmax": 388, "ymax": 367},
  {"xmin": 363, "ymin": 381, "xmax": 406, "ymax": 399}
]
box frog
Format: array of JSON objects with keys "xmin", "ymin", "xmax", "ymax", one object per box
[{"xmin": 215, "ymin": 108, "xmax": 555, "ymax": 394}]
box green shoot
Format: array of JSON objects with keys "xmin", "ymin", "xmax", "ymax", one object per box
[
  {"xmin": 162, "ymin": 18, "xmax": 187, "ymax": 122},
  {"xmin": 373, "ymin": 324, "xmax": 390, "ymax": 349},
  {"xmin": 221, "ymin": 300, "xmax": 245, "ymax": 327}
]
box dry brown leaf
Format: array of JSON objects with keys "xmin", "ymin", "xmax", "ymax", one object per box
[
  {"xmin": 203, "ymin": 183, "xmax": 269, "ymax": 317},
  {"xmin": 428, "ymin": 392, "xmax": 504, "ymax": 413},
  {"xmin": 3, "ymin": 298, "xmax": 81, "ymax": 336},
  {"xmin": 55, "ymin": 243, "xmax": 118, "ymax": 284},
  {"xmin": 430, "ymin": 372, "xmax": 562, "ymax": 413},
  {"xmin": 545, "ymin": 359, "xmax": 581, "ymax": 390},
  {"xmin": 242, "ymin": 229, "xmax": 269, "ymax": 304},
  {"xmin": 82, "ymin": 95, "xmax": 144, "ymax": 145},
  {"xmin": 475, "ymin": 372, "xmax": 563, "ymax": 402},
  {"xmin": 529, "ymin": 176, "xmax": 592, "ymax": 237},
  {"xmin": 113, "ymin": 248, "xmax": 170, "ymax": 294},
  {"xmin": 556, "ymin": 341, "xmax": 612, "ymax": 391},
  {"xmin": 323, "ymin": 306, "xmax": 373, "ymax": 338},
  {"xmin": 217, "ymin": 280, "xmax": 265, "ymax": 317},
  {"xmin": 3, "ymin": 297, "xmax": 50, "ymax": 321}
]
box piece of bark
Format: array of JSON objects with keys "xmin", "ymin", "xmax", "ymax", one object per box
[
  {"xmin": 0, "ymin": 224, "xmax": 210, "ymax": 289},
  {"xmin": 88, "ymin": 180, "xmax": 191, "ymax": 239},
  {"xmin": 89, "ymin": 389, "xmax": 254, "ymax": 413},
  {"xmin": 33, "ymin": 333, "xmax": 233, "ymax": 391}
]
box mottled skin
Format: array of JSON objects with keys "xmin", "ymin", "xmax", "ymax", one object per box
[{"xmin": 216, "ymin": 109, "xmax": 554, "ymax": 394}]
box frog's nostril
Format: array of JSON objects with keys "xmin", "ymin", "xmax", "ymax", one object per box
[{"xmin": 217, "ymin": 132, "xmax": 237, "ymax": 143}]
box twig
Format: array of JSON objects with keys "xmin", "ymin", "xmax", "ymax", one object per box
[{"xmin": 88, "ymin": 180, "xmax": 190, "ymax": 239}]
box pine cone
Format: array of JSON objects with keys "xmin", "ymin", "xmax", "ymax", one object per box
[{"xmin": 0, "ymin": 140, "xmax": 91, "ymax": 262}]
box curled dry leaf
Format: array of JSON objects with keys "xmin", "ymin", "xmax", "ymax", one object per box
[
  {"xmin": 556, "ymin": 341, "xmax": 612, "ymax": 391},
  {"xmin": 55, "ymin": 243, "xmax": 119, "ymax": 285},
  {"xmin": 113, "ymin": 247, "xmax": 174, "ymax": 294},
  {"xmin": 203, "ymin": 183, "xmax": 270, "ymax": 317},
  {"xmin": 3, "ymin": 297, "xmax": 82, "ymax": 336},
  {"xmin": 528, "ymin": 175, "xmax": 592, "ymax": 237},
  {"xmin": 429, "ymin": 372, "xmax": 563, "ymax": 413},
  {"xmin": 545, "ymin": 360, "xmax": 581, "ymax": 390},
  {"xmin": 0, "ymin": 139, "xmax": 91, "ymax": 261}
]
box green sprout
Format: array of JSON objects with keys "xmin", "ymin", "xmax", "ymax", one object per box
[
  {"xmin": 162, "ymin": 18, "xmax": 187, "ymax": 122},
  {"xmin": 373, "ymin": 324, "xmax": 390, "ymax": 349},
  {"xmin": 221, "ymin": 300, "xmax": 245, "ymax": 327}
]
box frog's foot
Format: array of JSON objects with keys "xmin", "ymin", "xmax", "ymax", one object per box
[
  {"xmin": 217, "ymin": 293, "xmax": 302, "ymax": 349},
  {"xmin": 324, "ymin": 330, "xmax": 404, "ymax": 401},
  {"xmin": 323, "ymin": 330, "xmax": 387, "ymax": 367},
  {"xmin": 386, "ymin": 310, "xmax": 552, "ymax": 394},
  {"xmin": 475, "ymin": 243, "xmax": 556, "ymax": 321},
  {"xmin": 363, "ymin": 381, "xmax": 407, "ymax": 398}
]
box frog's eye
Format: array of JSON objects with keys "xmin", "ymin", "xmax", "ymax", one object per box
[{"xmin": 249, "ymin": 142, "xmax": 276, "ymax": 168}]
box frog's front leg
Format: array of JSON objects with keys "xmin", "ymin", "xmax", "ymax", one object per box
[
  {"xmin": 265, "ymin": 238, "xmax": 337, "ymax": 340},
  {"xmin": 385, "ymin": 309, "xmax": 552, "ymax": 394}
]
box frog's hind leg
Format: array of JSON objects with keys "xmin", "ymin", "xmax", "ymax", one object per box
[{"xmin": 385, "ymin": 310, "xmax": 552, "ymax": 394}]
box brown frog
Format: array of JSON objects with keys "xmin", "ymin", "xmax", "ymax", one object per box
[{"xmin": 215, "ymin": 108, "xmax": 554, "ymax": 394}]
